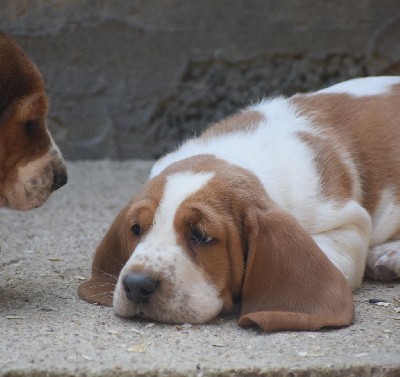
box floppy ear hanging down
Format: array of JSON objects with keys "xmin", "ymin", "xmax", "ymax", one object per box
[
  {"xmin": 238, "ymin": 206, "xmax": 355, "ymax": 332},
  {"xmin": 78, "ymin": 206, "xmax": 131, "ymax": 306}
]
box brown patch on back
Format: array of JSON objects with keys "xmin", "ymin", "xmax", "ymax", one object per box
[
  {"xmin": 200, "ymin": 111, "xmax": 264, "ymax": 140},
  {"xmin": 297, "ymin": 131, "xmax": 353, "ymax": 201},
  {"xmin": 292, "ymin": 87, "xmax": 400, "ymax": 215}
]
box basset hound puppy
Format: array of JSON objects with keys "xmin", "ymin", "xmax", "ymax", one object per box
[
  {"xmin": 0, "ymin": 32, "xmax": 67, "ymax": 211},
  {"xmin": 79, "ymin": 76, "xmax": 400, "ymax": 332}
]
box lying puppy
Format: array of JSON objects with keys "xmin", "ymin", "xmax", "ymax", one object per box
[
  {"xmin": 0, "ymin": 32, "xmax": 67, "ymax": 211},
  {"xmin": 79, "ymin": 76, "xmax": 400, "ymax": 332}
]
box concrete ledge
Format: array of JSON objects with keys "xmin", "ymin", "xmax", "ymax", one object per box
[{"xmin": 1, "ymin": 161, "xmax": 399, "ymax": 376}]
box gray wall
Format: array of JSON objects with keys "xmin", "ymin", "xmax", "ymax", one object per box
[{"xmin": 2, "ymin": 1, "xmax": 400, "ymax": 160}]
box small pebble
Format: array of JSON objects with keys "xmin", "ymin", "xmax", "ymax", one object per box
[
  {"xmin": 131, "ymin": 328, "xmax": 144, "ymax": 335},
  {"xmin": 127, "ymin": 344, "xmax": 146, "ymax": 353},
  {"xmin": 368, "ymin": 298, "xmax": 388, "ymax": 304}
]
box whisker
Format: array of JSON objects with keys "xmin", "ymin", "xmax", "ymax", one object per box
[
  {"xmin": 85, "ymin": 291, "xmax": 114, "ymax": 299},
  {"xmin": 93, "ymin": 267, "xmax": 119, "ymax": 281},
  {"xmin": 105, "ymin": 253, "xmax": 125, "ymax": 268},
  {"xmin": 84, "ymin": 282, "xmax": 116, "ymax": 289}
]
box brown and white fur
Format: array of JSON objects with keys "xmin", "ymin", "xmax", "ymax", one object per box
[
  {"xmin": 79, "ymin": 76, "xmax": 400, "ymax": 332},
  {"xmin": 0, "ymin": 32, "xmax": 67, "ymax": 211}
]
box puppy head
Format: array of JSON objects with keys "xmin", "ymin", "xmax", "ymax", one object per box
[
  {"xmin": 79, "ymin": 156, "xmax": 248, "ymax": 322},
  {"xmin": 79, "ymin": 155, "xmax": 354, "ymax": 330},
  {"xmin": 0, "ymin": 32, "xmax": 67, "ymax": 210}
]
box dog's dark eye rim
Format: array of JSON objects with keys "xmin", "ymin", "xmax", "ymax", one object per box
[
  {"xmin": 131, "ymin": 223, "xmax": 142, "ymax": 236},
  {"xmin": 23, "ymin": 119, "xmax": 39, "ymax": 136},
  {"xmin": 190, "ymin": 225, "xmax": 213, "ymax": 245}
]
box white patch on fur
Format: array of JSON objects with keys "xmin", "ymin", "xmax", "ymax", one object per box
[
  {"xmin": 370, "ymin": 188, "xmax": 400, "ymax": 246},
  {"xmin": 317, "ymin": 76, "xmax": 400, "ymax": 97},
  {"xmin": 311, "ymin": 201, "xmax": 371, "ymax": 288},
  {"xmin": 152, "ymin": 172, "xmax": 215, "ymax": 242},
  {"xmin": 113, "ymin": 171, "xmax": 224, "ymax": 323},
  {"xmin": 152, "ymin": 98, "xmax": 355, "ymax": 229},
  {"xmin": 152, "ymin": 98, "xmax": 320, "ymax": 221}
]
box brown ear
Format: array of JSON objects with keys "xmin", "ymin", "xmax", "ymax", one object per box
[
  {"xmin": 238, "ymin": 207, "xmax": 354, "ymax": 331},
  {"xmin": 78, "ymin": 207, "xmax": 131, "ymax": 306}
]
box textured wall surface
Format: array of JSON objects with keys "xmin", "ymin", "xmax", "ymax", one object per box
[{"xmin": 2, "ymin": 1, "xmax": 400, "ymax": 159}]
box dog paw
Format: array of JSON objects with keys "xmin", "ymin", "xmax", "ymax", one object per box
[{"xmin": 366, "ymin": 243, "xmax": 400, "ymax": 281}]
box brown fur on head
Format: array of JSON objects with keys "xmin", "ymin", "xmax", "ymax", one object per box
[{"xmin": 0, "ymin": 32, "xmax": 67, "ymax": 210}]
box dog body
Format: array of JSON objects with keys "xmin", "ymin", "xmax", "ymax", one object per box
[
  {"xmin": 0, "ymin": 32, "xmax": 66, "ymax": 211},
  {"xmin": 79, "ymin": 76, "xmax": 400, "ymax": 331}
]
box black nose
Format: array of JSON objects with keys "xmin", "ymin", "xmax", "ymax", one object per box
[
  {"xmin": 52, "ymin": 170, "xmax": 68, "ymax": 191},
  {"xmin": 123, "ymin": 272, "xmax": 158, "ymax": 304}
]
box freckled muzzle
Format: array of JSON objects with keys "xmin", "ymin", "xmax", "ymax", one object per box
[
  {"xmin": 6, "ymin": 151, "xmax": 68, "ymax": 210},
  {"xmin": 112, "ymin": 248, "xmax": 224, "ymax": 324}
]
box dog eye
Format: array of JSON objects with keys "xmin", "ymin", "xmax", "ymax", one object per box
[
  {"xmin": 131, "ymin": 224, "xmax": 142, "ymax": 236},
  {"xmin": 24, "ymin": 120, "xmax": 39, "ymax": 136},
  {"xmin": 190, "ymin": 226, "xmax": 212, "ymax": 245}
]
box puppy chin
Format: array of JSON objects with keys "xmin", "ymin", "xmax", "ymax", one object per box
[
  {"xmin": 113, "ymin": 280, "xmax": 137, "ymax": 318},
  {"xmin": 6, "ymin": 184, "xmax": 51, "ymax": 211},
  {"xmin": 5, "ymin": 150, "xmax": 67, "ymax": 211}
]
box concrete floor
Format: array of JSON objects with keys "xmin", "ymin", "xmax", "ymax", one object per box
[{"xmin": 0, "ymin": 161, "xmax": 399, "ymax": 377}]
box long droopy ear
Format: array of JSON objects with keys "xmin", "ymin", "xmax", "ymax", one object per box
[
  {"xmin": 238, "ymin": 207, "xmax": 354, "ymax": 331},
  {"xmin": 78, "ymin": 206, "xmax": 131, "ymax": 306}
]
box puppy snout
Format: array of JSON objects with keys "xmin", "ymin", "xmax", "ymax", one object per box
[
  {"xmin": 123, "ymin": 272, "xmax": 158, "ymax": 304},
  {"xmin": 51, "ymin": 169, "xmax": 68, "ymax": 191}
]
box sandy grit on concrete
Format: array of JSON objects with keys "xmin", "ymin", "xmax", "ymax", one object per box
[{"xmin": 0, "ymin": 160, "xmax": 399, "ymax": 377}]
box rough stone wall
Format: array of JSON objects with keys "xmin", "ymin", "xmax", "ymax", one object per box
[{"xmin": 1, "ymin": 0, "xmax": 400, "ymax": 159}]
